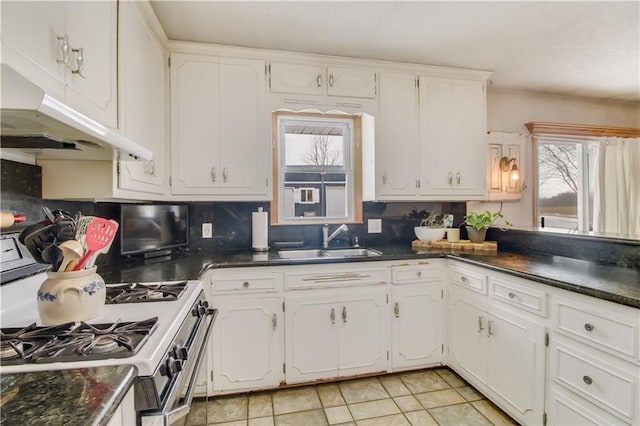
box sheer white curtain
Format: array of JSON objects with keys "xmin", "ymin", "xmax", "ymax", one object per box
[{"xmin": 592, "ymin": 137, "xmax": 640, "ymax": 236}]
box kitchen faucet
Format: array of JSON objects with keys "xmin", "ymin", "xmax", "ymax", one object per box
[{"xmin": 323, "ymin": 224, "xmax": 349, "ymax": 248}]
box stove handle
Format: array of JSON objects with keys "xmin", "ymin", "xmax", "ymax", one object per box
[{"xmin": 163, "ymin": 308, "xmax": 217, "ymax": 425}]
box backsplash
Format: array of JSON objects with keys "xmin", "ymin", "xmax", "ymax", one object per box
[{"xmin": 3, "ymin": 159, "xmax": 637, "ymax": 268}]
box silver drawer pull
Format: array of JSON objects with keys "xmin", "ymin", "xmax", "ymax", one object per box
[
  {"xmin": 416, "ymin": 271, "xmax": 422, "ymax": 277},
  {"xmin": 342, "ymin": 306, "xmax": 347, "ymax": 323},
  {"xmin": 394, "ymin": 302, "xmax": 400, "ymax": 318},
  {"xmin": 272, "ymin": 313, "xmax": 277, "ymax": 330},
  {"xmin": 461, "ymin": 276, "xmax": 468, "ymax": 282},
  {"xmin": 487, "ymin": 319, "xmax": 494, "ymax": 336},
  {"xmin": 508, "ymin": 292, "xmax": 517, "ymax": 299},
  {"xmin": 478, "ymin": 315, "xmax": 484, "ymax": 332},
  {"xmin": 330, "ymin": 308, "xmax": 336, "ymax": 324},
  {"xmin": 583, "ymin": 375, "xmax": 593, "ymax": 385},
  {"xmin": 317, "ymin": 74, "xmax": 322, "ymax": 87},
  {"xmin": 584, "ymin": 323, "xmax": 594, "ymax": 332},
  {"xmin": 243, "ymin": 281, "xmax": 249, "ymax": 288}
]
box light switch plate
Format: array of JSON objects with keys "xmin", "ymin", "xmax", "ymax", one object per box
[
  {"xmin": 202, "ymin": 223, "xmax": 213, "ymax": 238},
  {"xmin": 368, "ymin": 219, "xmax": 382, "ymax": 233}
]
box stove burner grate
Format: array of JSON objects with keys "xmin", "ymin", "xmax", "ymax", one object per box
[
  {"xmin": 105, "ymin": 281, "xmax": 188, "ymax": 304},
  {"xmin": 0, "ymin": 318, "xmax": 158, "ymax": 365}
]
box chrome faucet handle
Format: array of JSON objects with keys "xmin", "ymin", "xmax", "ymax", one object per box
[{"xmin": 353, "ymin": 236, "xmax": 360, "ymax": 247}]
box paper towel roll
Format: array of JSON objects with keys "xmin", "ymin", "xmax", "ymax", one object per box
[{"xmin": 252, "ymin": 207, "xmax": 269, "ymax": 251}]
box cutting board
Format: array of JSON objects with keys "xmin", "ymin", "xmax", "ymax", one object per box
[{"xmin": 412, "ymin": 239, "xmax": 498, "ymax": 252}]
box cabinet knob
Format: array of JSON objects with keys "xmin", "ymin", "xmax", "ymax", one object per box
[
  {"xmin": 478, "ymin": 315, "xmax": 484, "ymax": 333},
  {"xmin": 508, "ymin": 292, "xmax": 517, "ymax": 299},
  {"xmin": 416, "ymin": 271, "xmax": 422, "ymax": 277},
  {"xmin": 330, "ymin": 307, "xmax": 336, "ymax": 324},
  {"xmin": 448, "ymin": 172, "xmax": 453, "ymax": 185},
  {"xmin": 382, "ymin": 173, "xmax": 387, "ymax": 185},
  {"xmin": 583, "ymin": 375, "xmax": 593, "ymax": 385},
  {"xmin": 584, "ymin": 323, "xmax": 594, "ymax": 332},
  {"xmin": 342, "ymin": 306, "xmax": 347, "ymax": 323},
  {"xmin": 317, "ymin": 74, "xmax": 322, "ymax": 87},
  {"xmin": 243, "ymin": 281, "xmax": 249, "ymax": 288},
  {"xmin": 329, "ymin": 73, "xmax": 334, "ymax": 87},
  {"xmin": 487, "ymin": 319, "xmax": 494, "ymax": 336},
  {"xmin": 456, "ymin": 172, "xmax": 461, "ymax": 184},
  {"xmin": 272, "ymin": 313, "xmax": 277, "ymax": 330},
  {"xmin": 211, "ymin": 167, "xmax": 217, "ymax": 182},
  {"xmin": 223, "ymin": 167, "xmax": 229, "ymax": 183},
  {"xmin": 461, "ymin": 276, "xmax": 468, "ymax": 282},
  {"xmin": 394, "ymin": 302, "xmax": 400, "ymax": 318}
]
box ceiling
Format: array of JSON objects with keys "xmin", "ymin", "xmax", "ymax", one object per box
[{"xmin": 151, "ymin": 1, "xmax": 640, "ymax": 103}]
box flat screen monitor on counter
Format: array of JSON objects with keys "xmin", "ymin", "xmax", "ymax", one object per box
[{"xmin": 120, "ymin": 204, "xmax": 189, "ymax": 256}]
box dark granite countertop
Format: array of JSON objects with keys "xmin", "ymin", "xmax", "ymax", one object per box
[
  {"xmin": 99, "ymin": 244, "xmax": 640, "ymax": 309},
  {"xmin": 0, "ymin": 365, "xmax": 136, "ymax": 426}
]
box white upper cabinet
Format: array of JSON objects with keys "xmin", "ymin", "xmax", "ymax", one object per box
[
  {"xmin": 270, "ymin": 62, "xmax": 376, "ymax": 99},
  {"xmin": 1, "ymin": 1, "xmax": 67, "ymax": 99},
  {"xmin": 117, "ymin": 1, "xmax": 166, "ymax": 194},
  {"xmin": 418, "ymin": 76, "xmax": 487, "ymax": 199},
  {"xmin": 170, "ymin": 53, "xmax": 269, "ymax": 199},
  {"xmin": 375, "ymin": 73, "xmax": 488, "ymax": 201},
  {"xmin": 376, "ymin": 72, "xmax": 420, "ymax": 198},
  {"xmin": 1, "ymin": 1, "xmax": 117, "ymax": 127}
]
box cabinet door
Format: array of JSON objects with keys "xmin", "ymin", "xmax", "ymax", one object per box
[
  {"xmin": 64, "ymin": 1, "xmax": 118, "ymax": 127},
  {"xmin": 117, "ymin": 1, "xmax": 165, "ymax": 194},
  {"xmin": 419, "ymin": 76, "xmax": 486, "ymax": 198},
  {"xmin": 327, "ymin": 66, "xmax": 376, "ymax": 98},
  {"xmin": 170, "ymin": 54, "xmax": 220, "ymax": 194},
  {"xmin": 486, "ymin": 305, "xmax": 546, "ymax": 425},
  {"xmin": 211, "ymin": 297, "xmax": 282, "ymax": 393},
  {"xmin": 285, "ymin": 293, "xmax": 339, "ymax": 383},
  {"xmin": 218, "ymin": 57, "xmax": 268, "ymax": 195},
  {"xmin": 392, "ymin": 285, "xmax": 442, "ymax": 369},
  {"xmin": 0, "ymin": 1, "xmax": 67, "ymax": 99},
  {"xmin": 338, "ymin": 287, "xmax": 388, "ymax": 377},
  {"xmin": 270, "ymin": 62, "xmax": 323, "ymax": 96},
  {"xmin": 376, "ymin": 72, "xmax": 419, "ymax": 198},
  {"xmin": 448, "ymin": 288, "xmax": 488, "ymax": 385}
]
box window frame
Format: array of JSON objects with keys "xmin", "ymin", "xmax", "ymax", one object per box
[
  {"xmin": 526, "ymin": 122, "xmax": 640, "ymax": 231},
  {"xmin": 271, "ymin": 111, "xmax": 363, "ymax": 225}
]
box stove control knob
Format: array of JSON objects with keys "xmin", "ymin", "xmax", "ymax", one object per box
[
  {"xmin": 161, "ymin": 356, "xmax": 184, "ymax": 379},
  {"xmin": 192, "ymin": 300, "xmax": 210, "ymax": 317},
  {"xmin": 173, "ymin": 345, "xmax": 188, "ymax": 361}
]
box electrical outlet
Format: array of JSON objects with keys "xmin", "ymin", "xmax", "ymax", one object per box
[
  {"xmin": 368, "ymin": 218, "xmax": 382, "ymax": 233},
  {"xmin": 202, "ymin": 223, "xmax": 213, "ymax": 238}
]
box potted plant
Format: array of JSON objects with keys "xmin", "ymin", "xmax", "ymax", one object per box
[
  {"xmin": 463, "ymin": 210, "xmax": 512, "ymax": 243},
  {"xmin": 414, "ymin": 212, "xmax": 447, "ymax": 242}
]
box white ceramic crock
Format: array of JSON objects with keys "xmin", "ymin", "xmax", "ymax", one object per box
[{"xmin": 37, "ymin": 267, "xmax": 106, "ymax": 325}]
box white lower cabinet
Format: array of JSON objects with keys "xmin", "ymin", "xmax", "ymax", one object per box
[
  {"xmin": 210, "ymin": 296, "xmax": 283, "ymax": 393},
  {"xmin": 546, "ymin": 385, "xmax": 626, "ymax": 426},
  {"xmin": 448, "ymin": 285, "xmax": 546, "ymax": 426},
  {"xmin": 391, "ymin": 284, "xmax": 443, "ymax": 369},
  {"xmin": 285, "ymin": 286, "xmax": 388, "ymax": 384}
]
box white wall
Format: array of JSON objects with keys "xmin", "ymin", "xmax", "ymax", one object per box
[{"xmin": 469, "ymin": 88, "xmax": 640, "ymax": 227}]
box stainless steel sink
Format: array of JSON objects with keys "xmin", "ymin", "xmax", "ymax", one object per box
[
  {"xmin": 325, "ymin": 248, "xmax": 382, "ymax": 258},
  {"xmin": 276, "ymin": 248, "xmax": 382, "ymax": 260},
  {"xmin": 276, "ymin": 249, "xmax": 329, "ymax": 260}
]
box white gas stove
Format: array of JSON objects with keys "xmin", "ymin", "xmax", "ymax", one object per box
[{"xmin": 0, "ymin": 233, "xmax": 215, "ymax": 425}]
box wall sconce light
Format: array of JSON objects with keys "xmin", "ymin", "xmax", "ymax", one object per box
[{"xmin": 499, "ymin": 157, "xmax": 520, "ymax": 181}]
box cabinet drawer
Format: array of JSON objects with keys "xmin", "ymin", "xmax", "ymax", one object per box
[
  {"xmin": 286, "ymin": 266, "xmax": 388, "ymax": 290},
  {"xmin": 392, "ymin": 262, "xmax": 442, "ymax": 284},
  {"xmin": 552, "ymin": 343, "xmax": 638, "ymax": 423},
  {"xmin": 547, "ymin": 385, "xmax": 625, "ymax": 426},
  {"xmin": 490, "ymin": 275, "xmax": 547, "ymax": 317},
  {"xmin": 555, "ymin": 298, "xmax": 639, "ymax": 360},
  {"xmin": 448, "ymin": 264, "xmax": 487, "ymax": 295},
  {"xmin": 209, "ymin": 269, "xmax": 282, "ymax": 293}
]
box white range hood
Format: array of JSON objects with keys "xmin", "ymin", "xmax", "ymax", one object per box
[{"xmin": 0, "ymin": 64, "xmax": 153, "ymax": 162}]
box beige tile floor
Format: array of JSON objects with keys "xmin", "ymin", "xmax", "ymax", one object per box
[{"xmin": 181, "ymin": 368, "xmax": 519, "ymax": 426}]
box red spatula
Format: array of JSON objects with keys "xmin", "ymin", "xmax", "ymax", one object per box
[{"xmin": 73, "ymin": 218, "xmax": 119, "ymax": 271}]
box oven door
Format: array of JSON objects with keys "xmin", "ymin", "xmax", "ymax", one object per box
[{"xmin": 139, "ymin": 308, "xmax": 216, "ymax": 426}]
